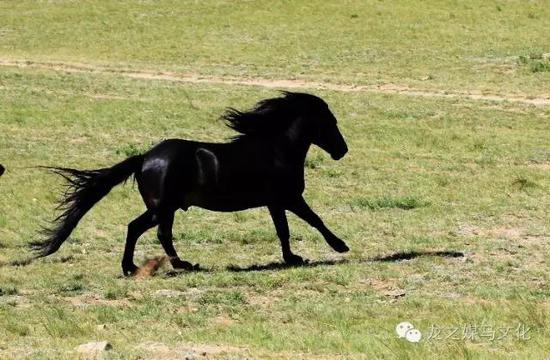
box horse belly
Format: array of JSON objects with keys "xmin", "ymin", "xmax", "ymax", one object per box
[{"xmin": 184, "ymin": 186, "xmax": 269, "ymax": 212}]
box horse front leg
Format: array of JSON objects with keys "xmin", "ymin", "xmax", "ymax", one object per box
[
  {"xmin": 268, "ymin": 206, "xmax": 305, "ymax": 265},
  {"xmin": 287, "ymin": 197, "xmax": 349, "ymax": 253}
]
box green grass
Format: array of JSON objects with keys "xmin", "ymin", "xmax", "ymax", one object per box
[
  {"xmin": 1, "ymin": 0, "xmax": 550, "ymax": 96},
  {"xmin": 1, "ymin": 1, "xmax": 549, "ymax": 359},
  {"xmin": 351, "ymin": 196, "xmax": 429, "ymax": 211},
  {"xmin": 518, "ymin": 53, "xmax": 550, "ymax": 73}
]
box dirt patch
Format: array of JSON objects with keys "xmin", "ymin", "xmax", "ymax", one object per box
[
  {"xmin": 363, "ymin": 278, "xmax": 396, "ymax": 292},
  {"xmin": 360, "ymin": 278, "xmax": 406, "ymax": 299},
  {"xmin": 246, "ymin": 294, "xmax": 279, "ymax": 308},
  {"xmin": 456, "ymin": 223, "xmax": 548, "ymax": 267},
  {"xmin": 135, "ymin": 256, "xmax": 169, "ymax": 279},
  {"xmin": 455, "ymin": 224, "xmax": 481, "ymax": 237},
  {"xmin": 0, "ymin": 295, "xmax": 31, "ymax": 308},
  {"xmin": 456, "ymin": 224, "xmax": 548, "ymax": 244},
  {"xmin": 528, "ymin": 162, "xmax": 550, "ymax": 170},
  {"xmin": 136, "ymin": 341, "xmax": 248, "ymax": 359},
  {"xmin": 2, "ymin": 59, "xmax": 549, "ymax": 106},
  {"xmin": 488, "ymin": 227, "xmax": 523, "ymax": 240},
  {"xmin": 455, "ymin": 224, "xmax": 524, "ymax": 240},
  {"xmin": 64, "ymin": 294, "xmax": 131, "ymax": 307},
  {"xmin": 461, "ymin": 297, "xmax": 496, "ymax": 306},
  {"xmin": 212, "ymin": 314, "xmax": 235, "ymax": 327},
  {"xmin": 87, "ymin": 93, "xmax": 130, "ymax": 100}
]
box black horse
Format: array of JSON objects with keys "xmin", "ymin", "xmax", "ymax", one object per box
[{"xmin": 32, "ymin": 92, "xmax": 349, "ymax": 276}]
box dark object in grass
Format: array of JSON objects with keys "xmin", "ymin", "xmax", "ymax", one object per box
[
  {"xmin": 227, "ymin": 258, "xmax": 348, "ymax": 272},
  {"xmin": 31, "ymin": 92, "xmax": 350, "ymax": 276},
  {"xmin": 372, "ymin": 250, "xmax": 464, "ymax": 262},
  {"xmin": 0, "ymin": 164, "xmax": 4, "ymax": 177}
]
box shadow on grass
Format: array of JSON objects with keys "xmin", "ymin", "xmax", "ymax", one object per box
[
  {"xmin": 225, "ymin": 250, "xmax": 464, "ymax": 272},
  {"xmin": 6, "ymin": 250, "xmax": 465, "ymax": 275},
  {"xmin": 164, "ymin": 265, "xmax": 213, "ymax": 277},
  {"xmin": 8, "ymin": 257, "xmax": 34, "ymax": 267},
  {"xmin": 227, "ymin": 259, "xmax": 349, "ymax": 272},
  {"xmin": 370, "ymin": 250, "xmax": 464, "ymax": 262}
]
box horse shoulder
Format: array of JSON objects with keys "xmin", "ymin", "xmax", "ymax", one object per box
[{"xmin": 195, "ymin": 147, "xmax": 219, "ymax": 186}]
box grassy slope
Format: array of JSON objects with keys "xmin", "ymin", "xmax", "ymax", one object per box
[
  {"xmin": 0, "ymin": 1, "xmax": 549, "ymax": 359},
  {"xmin": 0, "ymin": 68, "xmax": 548, "ymax": 359},
  {"xmin": 0, "ymin": 0, "xmax": 549, "ymax": 96}
]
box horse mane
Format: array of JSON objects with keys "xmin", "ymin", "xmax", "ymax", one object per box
[{"xmin": 221, "ymin": 91, "xmax": 304, "ymax": 141}]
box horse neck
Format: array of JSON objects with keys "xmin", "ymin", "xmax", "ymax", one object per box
[
  {"xmin": 284, "ymin": 116, "xmax": 312, "ymax": 163},
  {"xmin": 239, "ymin": 116, "xmax": 312, "ymax": 164},
  {"xmin": 272, "ymin": 131, "xmax": 311, "ymax": 165}
]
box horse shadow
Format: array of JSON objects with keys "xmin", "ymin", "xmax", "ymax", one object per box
[
  {"xmin": 224, "ymin": 250, "xmax": 465, "ymax": 273},
  {"xmin": 9, "ymin": 250, "xmax": 465, "ymax": 277},
  {"xmin": 226, "ymin": 258, "xmax": 349, "ymax": 272},
  {"xmin": 370, "ymin": 250, "xmax": 464, "ymax": 262}
]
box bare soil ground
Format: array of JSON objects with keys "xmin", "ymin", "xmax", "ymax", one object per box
[{"xmin": 2, "ymin": 59, "xmax": 549, "ymax": 106}]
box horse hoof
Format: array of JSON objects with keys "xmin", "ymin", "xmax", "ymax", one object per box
[
  {"xmin": 171, "ymin": 259, "xmax": 195, "ymax": 271},
  {"xmin": 122, "ymin": 264, "xmax": 139, "ymax": 277},
  {"xmin": 284, "ymin": 254, "xmax": 305, "ymax": 265},
  {"xmin": 329, "ymin": 239, "xmax": 350, "ymax": 253}
]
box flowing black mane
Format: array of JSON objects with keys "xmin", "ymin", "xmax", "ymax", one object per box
[{"xmin": 221, "ymin": 91, "xmax": 308, "ymax": 140}]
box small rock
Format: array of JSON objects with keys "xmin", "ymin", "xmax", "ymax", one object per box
[{"xmin": 76, "ymin": 341, "xmax": 112, "ymax": 355}]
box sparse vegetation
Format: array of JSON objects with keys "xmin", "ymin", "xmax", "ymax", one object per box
[
  {"xmin": 115, "ymin": 143, "xmax": 147, "ymax": 157},
  {"xmin": 351, "ymin": 196, "xmax": 429, "ymax": 211},
  {"xmin": 0, "ymin": 1, "xmax": 549, "ymax": 359},
  {"xmin": 0, "ymin": 285, "xmax": 18, "ymax": 296},
  {"xmin": 518, "ymin": 53, "xmax": 550, "ymax": 73}
]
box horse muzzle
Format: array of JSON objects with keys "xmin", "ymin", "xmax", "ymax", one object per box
[{"xmin": 331, "ymin": 147, "xmax": 348, "ymax": 160}]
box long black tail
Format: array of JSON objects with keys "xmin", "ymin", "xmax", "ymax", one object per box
[{"xmin": 31, "ymin": 155, "xmax": 143, "ymax": 257}]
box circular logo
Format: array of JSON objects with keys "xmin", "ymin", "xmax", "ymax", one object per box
[
  {"xmin": 395, "ymin": 322, "xmax": 414, "ymax": 338},
  {"xmin": 405, "ymin": 328, "xmax": 422, "ymax": 343},
  {"xmin": 396, "ymin": 321, "xmax": 422, "ymax": 342}
]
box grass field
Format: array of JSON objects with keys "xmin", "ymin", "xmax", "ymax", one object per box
[{"xmin": 1, "ymin": 1, "xmax": 549, "ymax": 359}]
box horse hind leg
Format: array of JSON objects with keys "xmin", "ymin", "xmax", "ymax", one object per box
[
  {"xmin": 157, "ymin": 212, "xmax": 195, "ymax": 271},
  {"xmin": 121, "ymin": 210, "xmax": 158, "ymax": 276}
]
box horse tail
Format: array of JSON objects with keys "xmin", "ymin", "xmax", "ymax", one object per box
[{"xmin": 31, "ymin": 155, "xmax": 143, "ymax": 258}]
